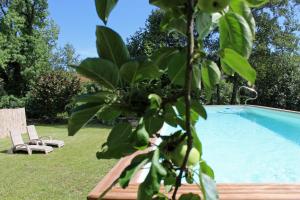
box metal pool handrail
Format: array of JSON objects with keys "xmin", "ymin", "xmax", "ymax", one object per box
[{"xmin": 237, "ymin": 86, "xmax": 258, "ymax": 105}]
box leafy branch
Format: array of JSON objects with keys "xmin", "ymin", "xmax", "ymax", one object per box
[
  {"xmin": 172, "ymin": 0, "xmax": 196, "ymax": 199},
  {"xmin": 68, "ymin": 0, "xmax": 269, "ymax": 199}
]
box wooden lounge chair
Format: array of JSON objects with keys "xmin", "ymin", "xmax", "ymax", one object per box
[
  {"xmin": 27, "ymin": 125, "xmax": 64, "ymax": 148},
  {"xmin": 9, "ymin": 130, "xmax": 53, "ymax": 155}
]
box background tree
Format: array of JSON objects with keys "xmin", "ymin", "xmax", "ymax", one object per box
[
  {"xmin": 0, "ymin": 0, "xmax": 59, "ymax": 96},
  {"xmin": 251, "ymin": 0, "xmax": 300, "ymax": 110},
  {"xmin": 126, "ymin": 0, "xmax": 300, "ymax": 110},
  {"xmin": 50, "ymin": 43, "xmax": 81, "ymax": 70}
]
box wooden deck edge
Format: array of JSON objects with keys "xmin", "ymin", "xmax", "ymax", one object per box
[{"xmin": 87, "ymin": 148, "xmax": 152, "ymax": 200}]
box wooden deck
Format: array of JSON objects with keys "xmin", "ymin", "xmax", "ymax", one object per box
[
  {"xmin": 99, "ymin": 184, "xmax": 300, "ymax": 200},
  {"xmin": 88, "ymin": 149, "xmax": 300, "ymax": 200}
]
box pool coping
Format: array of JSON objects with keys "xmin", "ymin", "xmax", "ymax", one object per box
[
  {"xmin": 87, "ymin": 105, "xmax": 300, "ymax": 200},
  {"xmin": 205, "ymin": 104, "xmax": 300, "ymax": 115}
]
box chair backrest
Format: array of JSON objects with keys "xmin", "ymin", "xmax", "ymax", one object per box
[
  {"xmin": 27, "ymin": 125, "xmax": 39, "ymax": 140},
  {"xmin": 10, "ymin": 130, "xmax": 25, "ymax": 146}
]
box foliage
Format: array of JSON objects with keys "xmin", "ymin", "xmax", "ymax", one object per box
[
  {"xmin": 69, "ymin": 0, "xmax": 265, "ymax": 199},
  {"xmin": 0, "ymin": 0, "xmax": 59, "ymax": 96},
  {"xmin": 0, "ymin": 95, "xmax": 26, "ymax": 109},
  {"xmin": 27, "ymin": 70, "xmax": 80, "ymax": 119},
  {"xmin": 50, "ymin": 43, "xmax": 81, "ymax": 71},
  {"xmin": 127, "ymin": 10, "xmax": 185, "ymax": 58},
  {"xmin": 126, "ymin": 0, "xmax": 300, "ymax": 109},
  {"xmin": 250, "ymin": 0, "xmax": 300, "ymax": 110}
]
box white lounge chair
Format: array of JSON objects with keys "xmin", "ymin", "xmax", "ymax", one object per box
[
  {"xmin": 27, "ymin": 125, "xmax": 64, "ymax": 148},
  {"xmin": 9, "ymin": 130, "xmax": 53, "ymax": 155}
]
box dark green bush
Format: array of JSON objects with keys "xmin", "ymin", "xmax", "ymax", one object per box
[
  {"xmin": 26, "ymin": 70, "xmax": 80, "ymax": 119},
  {"xmin": 0, "ymin": 95, "xmax": 26, "ymax": 109}
]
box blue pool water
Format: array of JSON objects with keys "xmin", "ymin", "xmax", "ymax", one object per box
[{"xmin": 164, "ymin": 106, "xmax": 300, "ymax": 183}]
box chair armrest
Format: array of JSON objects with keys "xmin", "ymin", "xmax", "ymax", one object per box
[
  {"xmin": 14, "ymin": 144, "xmax": 32, "ymax": 155},
  {"xmin": 40, "ymin": 136, "xmax": 52, "ymax": 140},
  {"xmin": 15, "ymin": 144, "xmax": 29, "ymax": 149},
  {"xmin": 30, "ymin": 139, "xmax": 45, "ymax": 146}
]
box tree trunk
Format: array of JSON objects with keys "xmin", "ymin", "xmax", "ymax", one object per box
[{"xmin": 230, "ymin": 76, "xmax": 239, "ymax": 105}]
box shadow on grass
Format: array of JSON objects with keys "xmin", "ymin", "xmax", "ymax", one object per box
[{"xmin": 36, "ymin": 123, "xmax": 112, "ymax": 129}]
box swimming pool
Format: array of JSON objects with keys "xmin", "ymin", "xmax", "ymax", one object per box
[{"xmin": 164, "ymin": 105, "xmax": 300, "ymax": 183}]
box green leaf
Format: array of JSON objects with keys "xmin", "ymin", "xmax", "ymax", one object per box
[
  {"xmin": 97, "ymin": 105, "xmax": 121, "ymax": 121},
  {"xmin": 161, "ymin": 12, "xmax": 187, "ymax": 36},
  {"xmin": 120, "ymin": 61, "xmax": 139, "ymax": 84},
  {"xmin": 196, "ymin": 12, "xmax": 212, "ymax": 39},
  {"xmin": 138, "ymin": 60, "xmax": 162, "ymax": 80},
  {"xmin": 164, "ymin": 104, "xmax": 179, "ymax": 127},
  {"xmin": 75, "ymin": 58, "xmax": 119, "ymax": 90},
  {"xmin": 138, "ymin": 149, "xmax": 167, "ymax": 200},
  {"xmin": 186, "ymin": 169, "xmax": 194, "ymax": 184},
  {"xmin": 220, "ymin": 60, "xmax": 234, "ymax": 76},
  {"xmin": 96, "ymin": 26, "xmax": 130, "ymax": 67},
  {"xmin": 230, "ymin": 0, "xmax": 256, "ymax": 38},
  {"xmin": 149, "ymin": 0, "xmax": 185, "ymax": 10},
  {"xmin": 132, "ymin": 121, "xmax": 150, "ymax": 150},
  {"xmin": 201, "ymin": 60, "xmax": 221, "ymax": 89},
  {"xmin": 97, "ymin": 123, "xmax": 136, "ymax": 159},
  {"xmin": 120, "ymin": 60, "xmax": 161, "ymax": 84},
  {"xmin": 68, "ymin": 103, "xmax": 102, "ymax": 136},
  {"xmin": 179, "ymin": 193, "xmax": 201, "ymax": 200},
  {"xmin": 95, "ymin": 0, "xmax": 118, "ymax": 25},
  {"xmin": 74, "ymin": 91, "xmax": 114, "ymax": 103},
  {"xmin": 219, "ymin": 12, "xmax": 253, "ymax": 58},
  {"xmin": 199, "ymin": 173, "xmax": 219, "ymax": 200},
  {"xmin": 167, "ymin": 52, "xmax": 186, "ymax": 86},
  {"xmin": 245, "ymin": 0, "xmax": 269, "ymax": 7},
  {"xmin": 144, "ymin": 115, "xmax": 164, "ymax": 136},
  {"xmin": 151, "ymin": 47, "xmax": 179, "ymax": 70},
  {"xmin": 163, "ymin": 171, "xmax": 176, "ymax": 193},
  {"xmin": 201, "ymin": 161, "xmax": 215, "ymax": 179},
  {"xmin": 167, "ymin": 52, "xmax": 201, "ymax": 90},
  {"xmin": 191, "ymin": 126, "xmax": 203, "ymax": 157},
  {"xmin": 148, "ymin": 94, "xmax": 162, "ymax": 110},
  {"xmin": 191, "ymin": 100, "xmax": 207, "ymax": 120},
  {"xmin": 222, "ymin": 48, "xmax": 256, "ymax": 84},
  {"xmin": 119, "ymin": 152, "xmax": 151, "ymax": 188}
]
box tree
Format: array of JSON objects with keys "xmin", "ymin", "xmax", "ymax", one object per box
[
  {"xmin": 50, "ymin": 43, "xmax": 81, "ymax": 70},
  {"xmin": 127, "ymin": 10, "xmax": 185, "ymax": 58},
  {"xmin": 0, "ymin": 0, "xmax": 59, "ymax": 96},
  {"xmin": 250, "ymin": 0, "xmax": 300, "ymax": 110},
  {"xmin": 69, "ymin": 0, "xmax": 263, "ymax": 199}
]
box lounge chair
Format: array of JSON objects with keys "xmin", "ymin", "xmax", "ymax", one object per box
[
  {"xmin": 9, "ymin": 130, "xmax": 53, "ymax": 155},
  {"xmin": 27, "ymin": 125, "xmax": 64, "ymax": 148}
]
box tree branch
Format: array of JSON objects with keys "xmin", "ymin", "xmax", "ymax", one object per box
[{"xmin": 172, "ymin": 0, "xmax": 196, "ymax": 199}]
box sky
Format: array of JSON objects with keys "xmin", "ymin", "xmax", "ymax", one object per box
[{"xmin": 48, "ymin": 0, "xmax": 156, "ymax": 58}]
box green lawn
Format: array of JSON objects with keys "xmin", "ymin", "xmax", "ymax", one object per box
[{"xmin": 0, "ymin": 124, "xmax": 116, "ymax": 200}]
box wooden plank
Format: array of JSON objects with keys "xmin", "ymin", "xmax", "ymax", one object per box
[{"xmin": 101, "ymin": 184, "xmax": 300, "ymax": 200}]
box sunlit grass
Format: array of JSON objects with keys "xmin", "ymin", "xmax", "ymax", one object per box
[{"xmin": 0, "ymin": 124, "xmax": 116, "ymax": 200}]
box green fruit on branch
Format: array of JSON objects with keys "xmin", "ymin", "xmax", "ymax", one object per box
[
  {"xmin": 169, "ymin": 142, "xmax": 200, "ymax": 167},
  {"xmin": 197, "ymin": 0, "xmax": 230, "ymax": 13}
]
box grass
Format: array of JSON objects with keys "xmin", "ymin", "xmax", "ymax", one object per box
[{"xmin": 0, "ymin": 124, "xmax": 116, "ymax": 200}]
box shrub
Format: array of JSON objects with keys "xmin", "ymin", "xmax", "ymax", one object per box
[
  {"xmin": 0, "ymin": 95, "xmax": 26, "ymax": 109},
  {"xmin": 26, "ymin": 70, "xmax": 80, "ymax": 119},
  {"xmin": 0, "ymin": 78, "xmax": 5, "ymax": 96}
]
